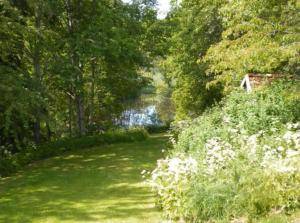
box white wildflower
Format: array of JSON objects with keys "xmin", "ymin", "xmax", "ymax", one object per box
[
  {"xmin": 287, "ymin": 122, "xmax": 300, "ymax": 130},
  {"xmin": 148, "ymin": 156, "xmax": 198, "ymax": 197},
  {"xmin": 223, "ymin": 116, "xmax": 231, "ymax": 123},
  {"xmin": 168, "ymin": 158, "xmax": 181, "ymax": 172},
  {"xmin": 228, "ymin": 128, "xmax": 238, "ymax": 133},
  {"xmin": 283, "ymin": 131, "xmax": 293, "ymax": 143},
  {"xmin": 248, "ymin": 134, "xmax": 258, "ymax": 155},
  {"xmin": 286, "ymin": 149, "xmax": 299, "ymax": 158},
  {"xmin": 264, "ymin": 158, "xmax": 297, "ymax": 173},
  {"xmin": 277, "ymin": 146, "xmax": 284, "ymax": 152},
  {"xmin": 204, "ymin": 138, "xmax": 235, "ymax": 174}
]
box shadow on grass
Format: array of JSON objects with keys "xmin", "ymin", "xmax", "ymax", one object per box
[{"xmin": 0, "ymin": 135, "xmax": 168, "ymax": 223}]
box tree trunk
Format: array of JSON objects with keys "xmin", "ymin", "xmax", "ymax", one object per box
[
  {"xmin": 66, "ymin": 0, "xmax": 85, "ymax": 136},
  {"xmin": 33, "ymin": 3, "xmax": 42, "ymax": 144},
  {"xmin": 88, "ymin": 59, "xmax": 96, "ymax": 127},
  {"xmin": 33, "ymin": 120, "xmax": 41, "ymax": 144},
  {"xmin": 76, "ymin": 94, "xmax": 85, "ymax": 135},
  {"xmin": 74, "ymin": 63, "xmax": 85, "ymax": 136},
  {"xmin": 68, "ymin": 94, "xmax": 73, "ymax": 136},
  {"xmin": 46, "ymin": 121, "xmax": 51, "ymax": 140}
]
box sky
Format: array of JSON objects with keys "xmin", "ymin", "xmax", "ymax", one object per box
[
  {"xmin": 122, "ymin": 0, "xmax": 171, "ymax": 19},
  {"xmin": 156, "ymin": 0, "xmax": 171, "ymax": 19}
]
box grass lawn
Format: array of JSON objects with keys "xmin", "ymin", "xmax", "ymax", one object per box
[{"xmin": 0, "ymin": 134, "xmax": 168, "ymax": 223}]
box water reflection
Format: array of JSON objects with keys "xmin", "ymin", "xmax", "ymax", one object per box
[{"xmin": 119, "ymin": 105, "xmax": 161, "ymax": 127}]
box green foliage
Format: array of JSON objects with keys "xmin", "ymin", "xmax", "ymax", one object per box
[
  {"xmin": 158, "ymin": 0, "xmax": 299, "ymax": 119},
  {"xmin": 147, "ymin": 155, "xmax": 198, "ymax": 220},
  {"xmin": 187, "ymin": 159, "xmax": 300, "ymax": 221},
  {"xmin": 175, "ymin": 81, "xmax": 300, "ymax": 154},
  {"xmin": 145, "ymin": 123, "xmax": 170, "ymax": 133},
  {"xmin": 0, "ymin": 128, "xmax": 149, "ymax": 177},
  {"xmin": 150, "ymin": 82, "xmax": 300, "ymax": 222},
  {"xmin": 0, "ymin": 0, "xmax": 157, "ymax": 157},
  {"xmin": 154, "ymin": 73, "xmax": 175, "ymax": 123},
  {"xmin": 204, "ymin": 0, "xmax": 300, "ymax": 90},
  {"xmin": 159, "ymin": 0, "xmax": 224, "ymax": 119},
  {"xmin": 0, "ymin": 1, "xmax": 40, "ymax": 149}
]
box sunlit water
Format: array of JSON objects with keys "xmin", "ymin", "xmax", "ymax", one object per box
[{"xmin": 119, "ymin": 105, "xmax": 161, "ymax": 127}]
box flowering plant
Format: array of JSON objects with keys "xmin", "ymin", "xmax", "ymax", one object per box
[
  {"xmin": 149, "ymin": 84, "xmax": 300, "ymax": 222},
  {"xmin": 146, "ymin": 155, "xmax": 198, "ymax": 219}
]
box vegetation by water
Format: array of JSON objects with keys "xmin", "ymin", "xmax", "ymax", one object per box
[{"xmin": 0, "ymin": 0, "xmax": 160, "ymax": 154}]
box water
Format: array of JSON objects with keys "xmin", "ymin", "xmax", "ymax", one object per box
[{"xmin": 119, "ymin": 105, "xmax": 162, "ymax": 127}]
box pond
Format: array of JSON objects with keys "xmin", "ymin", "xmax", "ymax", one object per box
[{"xmin": 118, "ymin": 105, "xmax": 162, "ymax": 127}]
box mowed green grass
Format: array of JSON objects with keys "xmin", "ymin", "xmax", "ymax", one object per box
[{"xmin": 0, "ymin": 134, "xmax": 168, "ymax": 223}]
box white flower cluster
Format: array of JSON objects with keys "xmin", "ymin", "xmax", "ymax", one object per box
[
  {"xmin": 202, "ymin": 122, "xmax": 300, "ymax": 175},
  {"xmin": 261, "ymin": 124, "xmax": 300, "ymax": 173},
  {"xmin": 223, "ymin": 116, "xmax": 231, "ymax": 124},
  {"xmin": 149, "ymin": 122, "xmax": 300, "ymax": 218},
  {"xmin": 247, "ymin": 134, "xmax": 259, "ymax": 156},
  {"xmin": 264, "ymin": 157, "xmax": 299, "ymax": 173},
  {"xmin": 283, "ymin": 130, "xmax": 300, "ymax": 147},
  {"xmin": 204, "ymin": 138, "xmax": 236, "ymax": 174},
  {"xmin": 148, "ymin": 156, "xmax": 198, "ymax": 196},
  {"xmin": 287, "ymin": 122, "xmax": 300, "ymax": 130},
  {"xmin": 169, "ymin": 136, "xmax": 177, "ymax": 147}
]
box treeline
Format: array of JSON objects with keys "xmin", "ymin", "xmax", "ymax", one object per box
[
  {"xmin": 0, "ymin": 0, "xmax": 157, "ymax": 152},
  {"xmin": 154, "ymin": 0, "xmax": 299, "ymax": 120}
]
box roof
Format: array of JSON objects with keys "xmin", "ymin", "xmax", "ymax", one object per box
[{"xmin": 240, "ymin": 73, "xmax": 288, "ymax": 92}]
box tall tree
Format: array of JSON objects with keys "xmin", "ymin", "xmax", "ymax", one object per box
[{"xmin": 161, "ymin": 0, "xmax": 224, "ymax": 120}]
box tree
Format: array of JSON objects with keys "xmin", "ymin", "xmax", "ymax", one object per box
[
  {"xmin": 160, "ymin": 0, "xmax": 224, "ymax": 120},
  {"xmin": 0, "ymin": 1, "xmax": 39, "ymax": 150},
  {"xmin": 0, "ymin": 0, "xmax": 156, "ymax": 154},
  {"xmin": 204, "ymin": 0, "xmax": 300, "ymax": 91}
]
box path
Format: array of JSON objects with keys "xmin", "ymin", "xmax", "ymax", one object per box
[{"xmin": 0, "ymin": 135, "xmax": 167, "ymax": 223}]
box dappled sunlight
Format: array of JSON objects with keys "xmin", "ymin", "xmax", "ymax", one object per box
[
  {"xmin": 82, "ymin": 158, "xmax": 97, "ymax": 162},
  {"xmin": 62, "ymin": 154, "xmax": 84, "ymax": 160},
  {"xmin": 97, "ymin": 153, "xmax": 117, "ymax": 158},
  {"xmin": 0, "ymin": 135, "xmax": 167, "ymax": 223}
]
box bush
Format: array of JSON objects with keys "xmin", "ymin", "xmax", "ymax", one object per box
[
  {"xmin": 149, "ymin": 82, "xmax": 300, "ymax": 222},
  {"xmin": 175, "ymin": 82, "xmax": 300, "ymax": 155},
  {"xmin": 147, "ymin": 155, "xmax": 198, "ymax": 220},
  {"xmin": 145, "ymin": 123, "xmax": 170, "ymax": 133},
  {"xmin": 0, "ymin": 128, "xmax": 148, "ymax": 177}
]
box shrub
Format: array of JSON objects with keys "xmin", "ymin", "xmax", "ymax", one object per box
[
  {"xmin": 175, "ymin": 81, "xmax": 300, "ymax": 155},
  {"xmin": 147, "ymin": 155, "xmax": 198, "ymax": 220},
  {"xmin": 186, "ymin": 124, "xmax": 300, "ymax": 221},
  {"xmin": 149, "ymin": 82, "xmax": 300, "ymax": 222},
  {"xmin": 145, "ymin": 123, "xmax": 170, "ymax": 133},
  {"xmin": 0, "ymin": 128, "xmax": 148, "ymax": 177}
]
